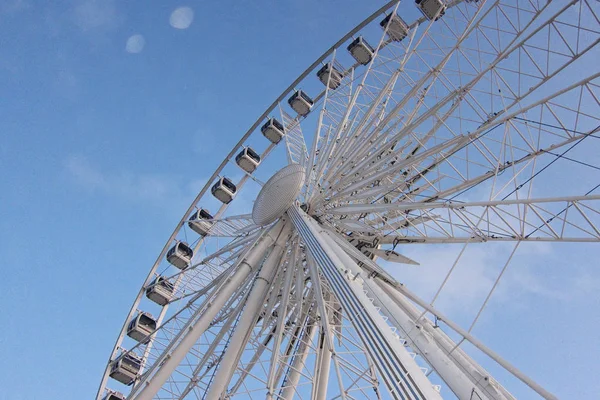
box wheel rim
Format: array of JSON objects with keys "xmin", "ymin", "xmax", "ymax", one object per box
[{"xmin": 98, "ymin": 1, "xmax": 600, "ymax": 399}]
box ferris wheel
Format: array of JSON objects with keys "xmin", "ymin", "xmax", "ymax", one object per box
[{"xmin": 97, "ymin": 1, "xmax": 600, "ymax": 399}]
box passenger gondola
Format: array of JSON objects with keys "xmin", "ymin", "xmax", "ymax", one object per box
[
  {"xmin": 145, "ymin": 275, "xmax": 175, "ymax": 305},
  {"xmin": 317, "ymin": 63, "xmax": 343, "ymax": 90},
  {"xmin": 102, "ymin": 390, "xmax": 126, "ymax": 400},
  {"xmin": 347, "ymin": 36, "xmax": 374, "ymax": 65},
  {"xmin": 261, "ymin": 118, "xmax": 285, "ymax": 144},
  {"xmin": 416, "ymin": 0, "xmax": 446, "ymax": 21},
  {"xmin": 109, "ymin": 352, "xmax": 141, "ymax": 386},
  {"xmin": 188, "ymin": 208, "xmax": 213, "ymax": 236},
  {"xmin": 380, "ymin": 13, "xmax": 409, "ymax": 41},
  {"xmin": 288, "ymin": 90, "xmax": 314, "ymax": 116},
  {"xmin": 126, "ymin": 312, "xmax": 157, "ymax": 344},
  {"xmin": 235, "ymin": 147, "xmax": 261, "ymax": 173},
  {"xmin": 166, "ymin": 241, "xmax": 193, "ymax": 269},
  {"xmin": 211, "ymin": 177, "xmax": 237, "ymax": 204}
]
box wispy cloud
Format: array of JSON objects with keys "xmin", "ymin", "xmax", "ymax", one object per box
[
  {"xmin": 389, "ymin": 240, "xmax": 598, "ymax": 316},
  {"xmin": 70, "ymin": 0, "xmax": 121, "ymax": 32},
  {"xmin": 390, "ymin": 245, "xmax": 499, "ymax": 311},
  {"xmin": 382, "ymin": 172, "xmax": 600, "ymax": 316},
  {"xmin": 0, "ymin": 0, "xmax": 30, "ymax": 16},
  {"xmin": 64, "ymin": 154, "xmax": 205, "ymax": 210},
  {"xmin": 64, "ymin": 153, "xmax": 266, "ymax": 225}
]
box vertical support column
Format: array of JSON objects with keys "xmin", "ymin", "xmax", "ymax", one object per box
[
  {"xmin": 312, "ymin": 316, "xmax": 333, "ymax": 400},
  {"xmin": 267, "ymin": 243, "xmax": 298, "ymax": 399},
  {"xmin": 388, "ymin": 283, "xmax": 560, "ymax": 400},
  {"xmin": 379, "ymin": 282, "xmax": 514, "ymax": 400},
  {"xmin": 363, "ymin": 278, "xmax": 495, "ymax": 400},
  {"xmin": 318, "ymin": 230, "xmax": 497, "ymax": 400},
  {"xmin": 279, "ymin": 322, "xmax": 317, "ymax": 400},
  {"xmin": 132, "ymin": 220, "xmax": 287, "ymax": 400},
  {"xmin": 288, "ymin": 205, "xmax": 442, "ymax": 400},
  {"xmin": 206, "ymin": 219, "xmax": 292, "ymax": 399}
]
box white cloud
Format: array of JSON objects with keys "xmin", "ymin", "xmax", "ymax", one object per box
[
  {"xmin": 387, "ymin": 239, "xmax": 599, "ymax": 317},
  {"xmin": 571, "ymin": 271, "xmax": 600, "ymax": 295},
  {"xmin": 63, "ymin": 154, "xmax": 268, "ymax": 226},
  {"xmin": 64, "ymin": 154, "xmax": 205, "ymax": 210},
  {"xmin": 0, "ymin": 0, "xmax": 29, "ymax": 15},
  {"xmin": 64, "ymin": 154, "xmax": 106, "ymax": 189},
  {"xmin": 169, "ymin": 6, "xmax": 194, "ymax": 30},
  {"xmin": 125, "ymin": 34, "xmax": 145, "ymax": 54},
  {"xmin": 71, "ymin": 0, "xmax": 120, "ymax": 32},
  {"xmin": 390, "ymin": 244, "xmax": 497, "ymax": 312}
]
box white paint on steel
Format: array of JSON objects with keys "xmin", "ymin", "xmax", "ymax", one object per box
[
  {"xmin": 363, "ymin": 279, "xmax": 498, "ymax": 400},
  {"xmin": 289, "ymin": 206, "xmax": 443, "ymax": 400},
  {"xmin": 387, "ymin": 283, "xmax": 560, "ymax": 400},
  {"xmin": 252, "ymin": 164, "xmax": 306, "ymax": 226},
  {"xmin": 132, "ymin": 220, "xmax": 287, "ymax": 400},
  {"xmin": 205, "ymin": 220, "xmax": 292, "ymax": 398}
]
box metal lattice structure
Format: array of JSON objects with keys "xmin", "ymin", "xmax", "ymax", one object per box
[{"xmin": 97, "ymin": 1, "xmax": 600, "ymax": 399}]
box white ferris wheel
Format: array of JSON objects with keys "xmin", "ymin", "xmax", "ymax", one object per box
[{"xmin": 97, "ymin": 1, "xmax": 600, "ymax": 399}]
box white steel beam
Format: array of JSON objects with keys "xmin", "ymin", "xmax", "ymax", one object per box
[
  {"xmin": 312, "ymin": 324, "xmax": 333, "ymax": 400},
  {"xmin": 205, "ymin": 220, "xmax": 292, "ymax": 399},
  {"xmin": 280, "ymin": 321, "xmax": 317, "ymax": 400},
  {"xmin": 175, "ymin": 285, "xmax": 252, "ymax": 400},
  {"xmin": 329, "ymin": 194, "xmax": 600, "ymax": 214},
  {"xmin": 388, "ymin": 282, "xmax": 559, "ymax": 400},
  {"xmin": 266, "ymin": 242, "xmax": 298, "ymax": 399},
  {"xmin": 305, "ymin": 252, "xmax": 348, "ymax": 400},
  {"xmin": 288, "ymin": 205, "xmax": 442, "ymax": 400},
  {"xmin": 378, "ymin": 282, "xmax": 515, "ymax": 400},
  {"xmin": 131, "ymin": 219, "xmax": 288, "ymax": 400},
  {"xmin": 319, "ymin": 231, "xmax": 506, "ymax": 400},
  {"xmin": 333, "ymin": 194, "xmax": 600, "ymax": 244},
  {"xmin": 370, "ymin": 236, "xmax": 600, "ymax": 244},
  {"xmin": 363, "ymin": 279, "xmax": 499, "ymax": 400}
]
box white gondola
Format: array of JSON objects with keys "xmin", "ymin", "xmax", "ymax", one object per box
[
  {"xmin": 317, "ymin": 63, "xmax": 343, "ymax": 90},
  {"xmin": 103, "ymin": 390, "xmax": 126, "ymax": 400},
  {"xmin": 127, "ymin": 312, "xmax": 157, "ymax": 343},
  {"xmin": 415, "ymin": 0, "xmax": 446, "ymax": 20},
  {"xmin": 145, "ymin": 275, "xmax": 175, "ymax": 305},
  {"xmin": 235, "ymin": 147, "xmax": 261, "ymax": 173},
  {"xmin": 166, "ymin": 241, "xmax": 193, "ymax": 269},
  {"xmin": 288, "ymin": 90, "xmax": 313, "ymax": 116},
  {"xmin": 261, "ymin": 118, "xmax": 285, "ymax": 144},
  {"xmin": 109, "ymin": 352, "xmax": 141, "ymax": 386},
  {"xmin": 188, "ymin": 208, "xmax": 214, "ymax": 236},
  {"xmin": 347, "ymin": 36, "xmax": 374, "ymax": 65},
  {"xmin": 380, "ymin": 13, "xmax": 409, "ymax": 41},
  {"xmin": 211, "ymin": 177, "xmax": 237, "ymax": 204}
]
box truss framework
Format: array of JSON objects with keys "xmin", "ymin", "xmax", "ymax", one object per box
[{"xmin": 97, "ymin": 1, "xmax": 600, "ymax": 399}]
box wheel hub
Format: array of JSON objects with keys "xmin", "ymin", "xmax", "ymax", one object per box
[{"xmin": 252, "ymin": 164, "xmax": 306, "ymax": 226}]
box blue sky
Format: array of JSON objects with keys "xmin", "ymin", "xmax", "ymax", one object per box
[{"xmin": 1, "ymin": 1, "xmax": 599, "ymax": 399}]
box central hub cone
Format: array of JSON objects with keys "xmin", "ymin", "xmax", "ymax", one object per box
[{"xmin": 252, "ymin": 164, "xmax": 306, "ymax": 226}]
